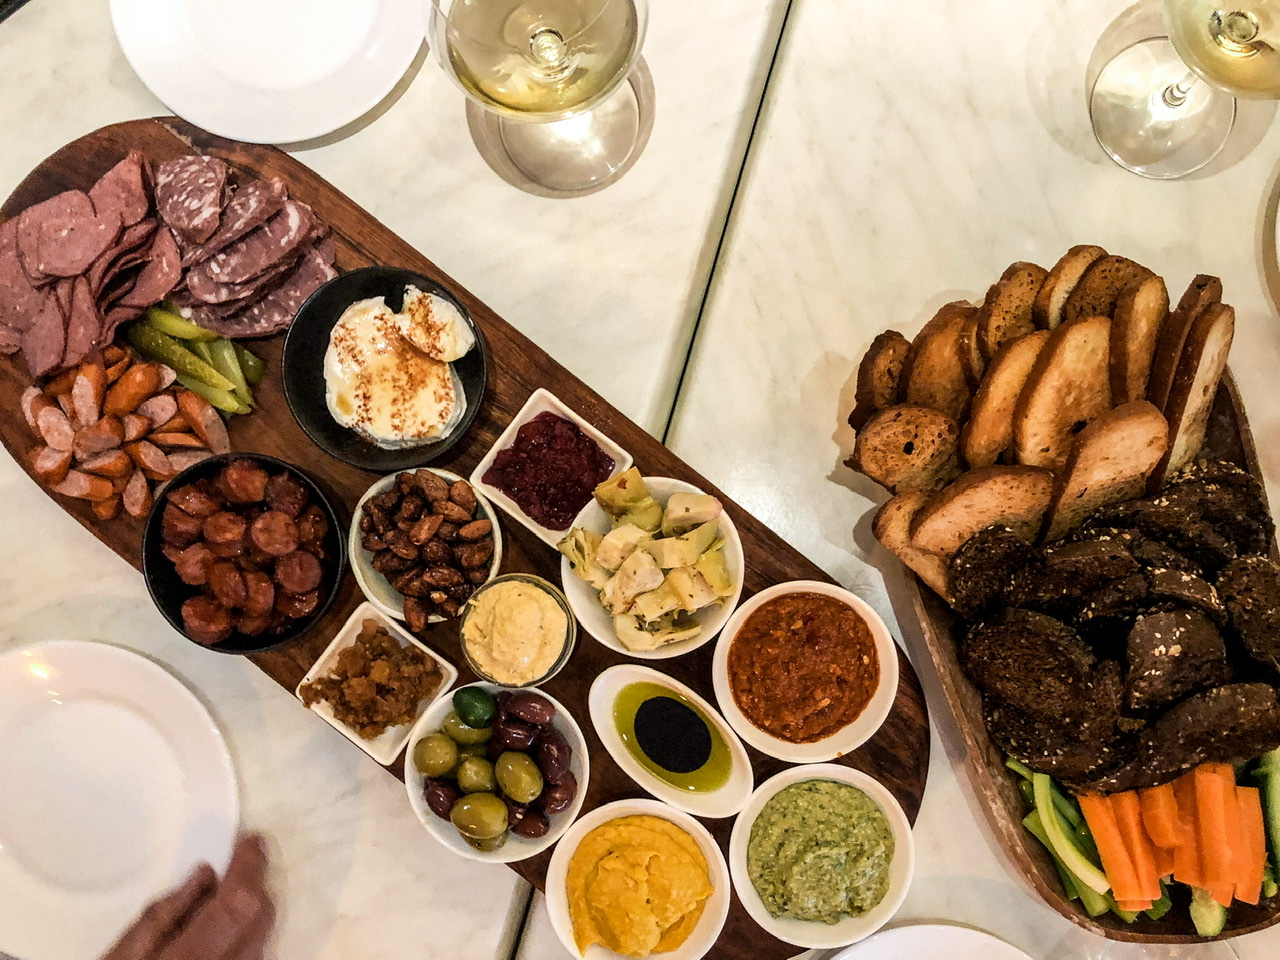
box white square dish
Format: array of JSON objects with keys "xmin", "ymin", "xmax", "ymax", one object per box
[
  {"xmin": 470, "ymin": 388, "xmax": 632, "ymax": 548},
  {"xmin": 295, "ymin": 602, "xmax": 458, "ymax": 765}
]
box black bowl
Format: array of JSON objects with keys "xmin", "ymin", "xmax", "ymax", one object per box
[
  {"xmin": 142, "ymin": 453, "xmax": 347, "ymax": 655},
  {"xmin": 281, "ymin": 265, "xmax": 489, "ymax": 472}
]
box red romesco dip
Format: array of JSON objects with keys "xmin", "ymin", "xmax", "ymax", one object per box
[
  {"xmin": 728, "ymin": 592, "xmax": 879, "ymax": 743},
  {"xmin": 482, "ymin": 412, "xmax": 616, "ymax": 530}
]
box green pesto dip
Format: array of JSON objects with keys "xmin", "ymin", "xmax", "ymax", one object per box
[{"xmin": 746, "ymin": 780, "xmax": 894, "ymax": 924}]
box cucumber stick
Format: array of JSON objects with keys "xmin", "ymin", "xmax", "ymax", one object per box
[
  {"xmin": 1033, "ymin": 773, "xmax": 1111, "ymax": 895},
  {"xmin": 1189, "ymin": 887, "xmax": 1228, "ymax": 937},
  {"xmin": 1255, "ymin": 748, "xmax": 1280, "ymax": 866}
]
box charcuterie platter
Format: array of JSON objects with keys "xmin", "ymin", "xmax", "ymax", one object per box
[{"xmin": 0, "ymin": 118, "xmax": 930, "ymax": 960}]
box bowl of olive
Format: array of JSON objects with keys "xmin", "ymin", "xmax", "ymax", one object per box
[{"xmin": 404, "ymin": 681, "xmax": 590, "ymax": 862}]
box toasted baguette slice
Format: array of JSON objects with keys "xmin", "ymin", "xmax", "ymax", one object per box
[
  {"xmin": 848, "ymin": 403, "xmax": 961, "ymax": 494},
  {"xmin": 976, "ymin": 261, "xmax": 1049, "ymax": 360},
  {"xmin": 1147, "ymin": 274, "xmax": 1222, "ymax": 412},
  {"xmin": 1033, "ymin": 244, "xmax": 1107, "ymax": 329},
  {"xmin": 1110, "ymin": 273, "xmax": 1169, "ymax": 404},
  {"xmin": 900, "ymin": 302, "xmax": 973, "ymax": 420},
  {"xmin": 955, "ymin": 304, "xmax": 986, "ymax": 388},
  {"xmin": 908, "ymin": 465, "xmax": 1055, "ymax": 559},
  {"xmin": 1150, "ymin": 301, "xmax": 1235, "ymax": 488},
  {"xmin": 871, "ymin": 490, "xmax": 952, "ymax": 600},
  {"xmin": 1012, "ymin": 314, "xmax": 1113, "ymax": 471},
  {"xmin": 961, "ymin": 330, "xmax": 1050, "ymax": 468},
  {"xmin": 1061, "ymin": 255, "xmax": 1152, "ymax": 324},
  {"xmin": 1041, "ymin": 401, "xmax": 1169, "ymax": 542},
  {"xmin": 848, "ymin": 330, "xmax": 910, "ymax": 429}
]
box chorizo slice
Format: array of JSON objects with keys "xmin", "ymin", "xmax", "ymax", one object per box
[
  {"xmin": 264, "ymin": 473, "xmax": 308, "ymax": 517},
  {"xmin": 162, "ymin": 502, "xmax": 203, "ymax": 547},
  {"xmin": 242, "ymin": 570, "xmax": 275, "ymax": 618},
  {"xmin": 217, "ymin": 459, "xmax": 269, "ymax": 504},
  {"xmin": 174, "ymin": 542, "xmax": 214, "ymax": 586},
  {"xmin": 275, "ymin": 589, "xmax": 320, "ymax": 620},
  {"xmin": 207, "ymin": 560, "xmax": 248, "ymax": 609},
  {"xmin": 181, "ymin": 595, "xmax": 232, "ymax": 646},
  {"xmin": 274, "ymin": 550, "xmax": 322, "ymax": 594},
  {"xmin": 201, "ymin": 510, "xmax": 247, "ymax": 544},
  {"xmin": 167, "ymin": 482, "xmax": 222, "ymax": 519},
  {"xmin": 295, "ymin": 504, "xmax": 329, "ymax": 543},
  {"xmin": 250, "ymin": 510, "xmax": 300, "ymax": 557}
]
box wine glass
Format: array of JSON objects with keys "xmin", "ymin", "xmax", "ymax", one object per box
[
  {"xmin": 428, "ymin": 0, "xmax": 649, "ymax": 194},
  {"xmin": 1090, "ymin": 1, "xmax": 1280, "ymax": 179}
]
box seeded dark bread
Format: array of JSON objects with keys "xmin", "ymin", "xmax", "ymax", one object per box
[
  {"xmin": 1157, "ymin": 467, "xmax": 1274, "ymax": 556},
  {"xmin": 1033, "ymin": 244, "xmax": 1107, "ymax": 330},
  {"xmin": 1072, "ymin": 525, "xmax": 1203, "ymax": 576},
  {"xmin": 899, "ymin": 302, "xmax": 974, "ymax": 420},
  {"xmin": 1041, "ymin": 400, "xmax": 1168, "ymax": 543},
  {"xmin": 948, "ymin": 525, "xmax": 1039, "ymax": 620},
  {"xmin": 1124, "ymin": 609, "xmax": 1230, "ymax": 714},
  {"xmin": 961, "ymin": 607, "xmax": 1097, "ymax": 718},
  {"xmin": 975, "ymin": 261, "xmax": 1049, "ymax": 360},
  {"xmin": 1216, "ymin": 555, "xmax": 1280, "ymax": 677},
  {"xmin": 870, "ymin": 490, "xmax": 952, "ymax": 601},
  {"xmin": 1110, "ymin": 273, "xmax": 1169, "ymax": 404},
  {"xmin": 1012, "ymin": 314, "xmax": 1112, "ymax": 471},
  {"xmin": 1093, "ymin": 499, "xmax": 1237, "ymax": 573},
  {"xmin": 1060, "ymin": 254, "xmax": 1153, "ymax": 325},
  {"xmin": 848, "ymin": 329, "xmax": 910, "ymax": 429},
  {"xmin": 960, "ymin": 330, "xmax": 1049, "ymax": 469},
  {"xmin": 1146, "ymin": 568, "xmax": 1226, "ymax": 625},
  {"xmin": 1148, "ymin": 274, "xmax": 1222, "ymax": 412},
  {"xmin": 909, "ymin": 464, "xmax": 1054, "ymax": 559},
  {"xmin": 849, "ymin": 403, "xmax": 962, "ymax": 494},
  {"xmin": 1005, "ymin": 538, "xmax": 1139, "ymax": 621}
]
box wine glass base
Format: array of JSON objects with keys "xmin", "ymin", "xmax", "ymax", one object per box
[
  {"xmin": 465, "ymin": 57, "xmax": 654, "ymax": 198},
  {"xmin": 1089, "ymin": 37, "xmax": 1236, "ymax": 179}
]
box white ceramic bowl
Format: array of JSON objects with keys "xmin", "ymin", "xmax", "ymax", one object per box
[
  {"xmin": 712, "ymin": 580, "xmax": 898, "ymax": 763},
  {"xmin": 404, "ymin": 682, "xmax": 589, "ymax": 864},
  {"xmin": 350, "ymin": 468, "xmax": 503, "ymax": 623},
  {"xmin": 545, "ymin": 798, "xmax": 731, "ymax": 960},
  {"xmin": 728, "ymin": 765, "xmax": 915, "ymax": 949},
  {"xmin": 470, "ymin": 388, "xmax": 633, "ymax": 548},
  {"xmin": 559, "ymin": 477, "xmax": 745, "ymax": 660},
  {"xmin": 295, "ymin": 602, "xmax": 458, "ymax": 765},
  {"xmin": 458, "ymin": 573, "xmax": 577, "ymax": 687},
  {"xmin": 588, "ymin": 664, "xmax": 752, "ymax": 818}
]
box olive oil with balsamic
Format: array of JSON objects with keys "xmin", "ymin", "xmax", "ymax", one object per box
[{"xmin": 614, "ymin": 681, "xmax": 731, "ymax": 792}]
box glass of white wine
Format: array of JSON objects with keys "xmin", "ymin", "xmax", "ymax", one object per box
[
  {"xmin": 428, "ymin": 0, "xmax": 649, "ymax": 193},
  {"xmin": 1090, "ymin": 1, "xmax": 1280, "ymax": 179}
]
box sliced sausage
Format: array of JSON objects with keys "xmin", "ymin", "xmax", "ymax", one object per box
[
  {"xmin": 242, "ymin": 570, "xmax": 275, "ymax": 618},
  {"xmin": 162, "ymin": 502, "xmax": 203, "ymax": 547},
  {"xmin": 274, "ymin": 550, "xmax": 322, "ymax": 594},
  {"xmin": 275, "ymin": 589, "xmax": 320, "ymax": 620},
  {"xmin": 201, "ymin": 510, "xmax": 247, "ymax": 544},
  {"xmin": 174, "ymin": 543, "xmax": 214, "ymax": 586},
  {"xmin": 250, "ymin": 510, "xmax": 299, "ymax": 557},
  {"xmin": 181, "ymin": 595, "xmax": 232, "ymax": 646},
  {"xmin": 264, "ymin": 473, "xmax": 308, "ymax": 517},
  {"xmin": 207, "ymin": 560, "xmax": 248, "ymax": 609},
  {"xmin": 295, "ymin": 504, "xmax": 329, "ymax": 543},
  {"xmin": 167, "ymin": 482, "xmax": 222, "ymax": 519},
  {"xmin": 217, "ymin": 459, "xmax": 269, "ymax": 504}
]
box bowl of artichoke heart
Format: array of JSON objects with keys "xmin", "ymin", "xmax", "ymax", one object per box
[
  {"xmin": 557, "ymin": 469, "xmax": 744, "ymax": 660},
  {"xmin": 728, "ymin": 764, "xmax": 914, "ymax": 949}
]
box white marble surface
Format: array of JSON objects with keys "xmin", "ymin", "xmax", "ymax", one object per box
[{"xmin": 658, "ymin": 0, "xmax": 1280, "ymax": 959}]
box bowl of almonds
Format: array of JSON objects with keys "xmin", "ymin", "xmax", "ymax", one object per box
[{"xmin": 350, "ymin": 468, "xmax": 502, "ymax": 632}]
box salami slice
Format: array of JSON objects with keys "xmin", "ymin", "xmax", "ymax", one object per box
[
  {"xmin": 88, "ymin": 219, "xmax": 158, "ymax": 297},
  {"xmin": 18, "ymin": 190, "xmax": 121, "ymax": 279},
  {"xmin": 61, "ymin": 275, "xmax": 101, "ymax": 369},
  {"xmin": 184, "ymin": 248, "xmax": 302, "ymax": 304},
  {"xmin": 202, "ymin": 199, "xmax": 314, "ymax": 285},
  {"xmin": 0, "ymin": 219, "xmax": 49, "ymax": 333},
  {"xmin": 196, "ymin": 246, "xmax": 336, "ymax": 337},
  {"xmin": 20, "ymin": 293, "xmax": 68, "ymax": 378},
  {"xmin": 89, "ymin": 151, "xmax": 153, "ymax": 228},
  {"xmin": 155, "ymin": 155, "xmax": 228, "ymax": 244},
  {"xmin": 119, "ymin": 225, "xmax": 182, "ymax": 308},
  {"xmin": 181, "ymin": 177, "xmax": 288, "ymax": 266}
]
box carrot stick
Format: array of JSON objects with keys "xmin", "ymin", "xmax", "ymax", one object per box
[
  {"xmin": 1236, "ymin": 785, "xmax": 1266, "ymax": 905},
  {"xmin": 1138, "ymin": 782, "xmax": 1184, "ymax": 849},
  {"xmin": 1208, "ymin": 882, "xmax": 1236, "ymax": 909},
  {"xmin": 1112, "ymin": 790, "xmax": 1162, "ymax": 901},
  {"xmin": 1115, "ymin": 899, "xmax": 1154, "ymax": 912},
  {"xmin": 1079, "ymin": 794, "xmax": 1144, "ymax": 902},
  {"xmin": 1193, "ymin": 763, "xmax": 1238, "ymax": 898},
  {"xmin": 1173, "ymin": 772, "xmax": 1204, "ymax": 888},
  {"xmin": 1152, "ymin": 840, "xmax": 1175, "ymax": 879}
]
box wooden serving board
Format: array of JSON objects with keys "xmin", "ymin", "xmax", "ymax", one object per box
[
  {"xmin": 909, "ymin": 372, "xmax": 1280, "ymax": 944},
  {"xmin": 0, "ymin": 119, "xmax": 931, "ymax": 960}
]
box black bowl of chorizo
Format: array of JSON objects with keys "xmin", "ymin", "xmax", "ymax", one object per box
[{"xmin": 141, "ymin": 452, "xmax": 347, "ymax": 654}]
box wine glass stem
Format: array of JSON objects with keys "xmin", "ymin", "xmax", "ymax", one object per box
[{"xmin": 1163, "ymin": 72, "xmax": 1200, "ymax": 108}]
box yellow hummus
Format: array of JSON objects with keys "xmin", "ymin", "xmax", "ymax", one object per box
[
  {"xmin": 461, "ymin": 580, "xmax": 567, "ymax": 685},
  {"xmin": 565, "ymin": 815, "xmax": 713, "ymax": 958}
]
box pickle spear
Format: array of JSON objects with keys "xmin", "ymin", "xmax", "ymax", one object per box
[
  {"xmin": 142, "ymin": 306, "xmax": 218, "ymax": 341},
  {"xmin": 208, "ymin": 338, "xmax": 253, "ymax": 407},
  {"xmin": 125, "ymin": 323, "xmax": 236, "ymax": 393}
]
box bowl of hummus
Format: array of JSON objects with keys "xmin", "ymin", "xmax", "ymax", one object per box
[
  {"xmin": 459, "ymin": 574, "xmax": 576, "ymax": 687},
  {"xmin": 727, "ymin": 765, "xmax": 914, "ymax": 949},
  {"xmin": 546, "ymin": 798, "xmax": 731, "ymax": 960}
]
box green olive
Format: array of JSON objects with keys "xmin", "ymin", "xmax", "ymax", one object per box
[
  {"xmin": 466, "ymin": 831, "xmax": 508, "ymax": 853},
  {"xmin": 456, "ymin": 756, "xmax": 498, "ymax": 794},
  {"xmin": 450, "ymin": 792, "xmax": 508, "ymax": 839},
  {"xmin": 443, "ymin": 710, "xmax": 493, "ymax": 745},
  {"xmin": 453, "ymin": 687, "xmax": 498, "ymax": 728},
  {"xmin": 495, "ymin": 751, "xmax": 544, "ymax": 804},
  {"xmin": 412, "ymin": 733, "xmax": 459, "ymax": 779},
  {"xmin": 458, "ymin": 742, "xmax": 487, "ymax": 758}
]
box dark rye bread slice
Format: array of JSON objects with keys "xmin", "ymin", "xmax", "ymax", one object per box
[
  {"xmin": 1076, "ymin": 573, "xmax": 1153, "ymax": 655},
  {"xmin": 1150, "ymin": 301, "xmax": 1235, "ymax": 488},
  {"xmin": 1073, "ymin": 525, "xmax": 1204, "ymax": 576},
  {"xmin": 909, "ymin": 465, "xmax": 1054, "ymax": 559},
  {"xmin": 1012, "ymin": 314, "xmax": 1112, "ymax": 471},
  {"xmin": 849, "ymin": 403, "xmax": 962, "ymax": 494},
  {"xmin": 975, "ymin": 261, "xmax": 1048, "ymax": 361},
  {"xmin": 899, "ymin": 302, "xmax": 973, "ymax": 421},
  {"xmin": 1156, "ymin": 465, "xmax": 1274, "ymax": 556},
  {"xmin": 960, "ymin": 330, "xmax": 1049, "ymax": 469},
  {"xmin": 848, "ymin": 329, "xmax": 910, "ymax": 429},
  {"xmin": 961, "ymin": 607, "xmax": 1097, "ymax": 718},
  {"xmin": 1061, "ymin": 254, "xmax": 1153, "ymax": 325},
  {"xmin": 948, "ymin": 525, "xmax": 1040, "ymax": 620},
  {"xmin": 871, "ymin": 490, "xmax": 952, "ymax": 601},
  {"xmin": 1146, "ymin": 568, "xmax": 1226, "ymax": 625},
  {"xmin": 1124, "ymin": 609, "xmax": 1230, "ymax": 714},
  {"xmin": 1041, "ymin": 400, "xmax": 1168, "ymax": 542},
  {"xmin": 1094, "ymin": 499, "xmax": 1237, "ymax": 573},
  {"xmin": 1147, "ymin": 274, "xmax": 1222, "ymax": 412},
  {"xmin": 1110, "ymin": 273, "xmax": 1169, "ymax": 404},
  {"xmin": 1006, "ymin": 539, "xmax": 1140, "ymax": 621},
  {"xmin": 1033, "ymin": 244, "xmax": 1107, "ymax": 330},
  {"xmin": 1216, "ymin": 555, "xmax": 1280, "ymax": 676}
]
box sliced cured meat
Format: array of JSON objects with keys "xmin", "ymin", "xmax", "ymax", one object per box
[
  {"xmin": 181, "ymin": 595, "xmax": 233, "ymax": 646},
  {"xmin": 265, "ymin": 473, "xmax": 308, "ymax": 517},
  {"xmin": 217, "ymin": 458, "xmax": 269, "ymax": 503},
  {"xmin": 182, "ymin": 177, "xmax": 287, "ymax": 266},
  {"xmin": 250, "ymin": 510, "xmax": 300, "ymax": 557},
  {"xmin": 0, "ymin": 219, "xmax": 50, "ymax": 333},
  {"xmin": 89, "ymin": 151, "xmax": 153, "ymax": 228},
  {"xmin": 200, "ymin": 246, "xmax": 337, "ymax": 337},
  {"xmin": 275, "ymin": 550, "xmax": 323, "ymax": 594},
  {"xmin": 182, "ymin": 248, "xmax": 301, "ymax": 305},
  {"xmin": 118, "ymin": 225, "xmax": 181, "ymax": 308},
  {"xmin": 20, "ymin": 293, "xmax": 68, "ymax": 379},
  {"xmin": 0, "ymin": 323, "xmax": 20, "ymax": 355},
  {"xmin": 155, "ymin": 155, "xmax": 229, "ymax": 244},
  {"xmin": 17, "ymin": 190, "xmax": 121, "ymax": 279},
  {"xmin": 203, "ymin": 199, "xmax": 314, "ymax": 285},
  {"xmin": 87, "ymin": 218, "xmax": 157, "ymax": 297},
  {"xmin": 61, "ymin": 276, "xmax": 101, "ymax": 369}
]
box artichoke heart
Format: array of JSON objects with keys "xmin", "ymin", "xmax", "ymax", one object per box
[
  {"xmin": 661, "ymin": 492, "xmax": 723, "ymax": 537},
  {"xmin": 694, "ymin": 544, "xmax": 734, "ymax": 598},
  {"xmin": 600, "ymin": 549, "xmax": 664, "ymax": 615},
  {"xmin": 643, "ymin": 519, "xmax": 720, "ymax": 568},
  {"xmin": 596, "ymin": 523, "xmax": 651, "ymax": 571},
  {"xmin": 557, "ymin": 528, "xmax": 612, "ymax": 590},
  {"xmin": 617, "ymin": 496, "xmax": 663, "ymax": 533},
  {"xmin": 613, "ymin": 613, "xmax": 703, "ymax": 652},
  {"xmin": 592, "ymin": 467, "xmax": 651, "ymax": 516}
]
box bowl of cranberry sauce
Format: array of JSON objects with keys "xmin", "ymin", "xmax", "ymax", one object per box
[{"xmin": 470, "ymin": 389, "xmax": 632, "ymax": 547}]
